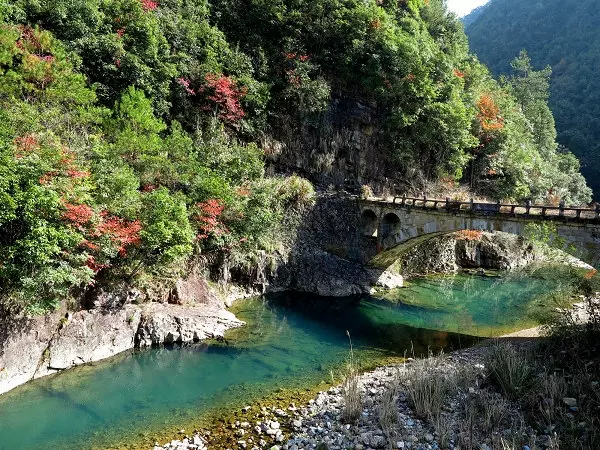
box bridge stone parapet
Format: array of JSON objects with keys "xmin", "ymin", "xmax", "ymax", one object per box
[{"xmin": 359, "ymin": 197, "xmax": 600, "ymax": 266}]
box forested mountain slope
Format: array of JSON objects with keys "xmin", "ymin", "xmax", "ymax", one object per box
[
  {"xmin": 0, "ymin": 0, "xmax": 590, "ymax": 316},
  {"xmin": 461, "ymin": 2, "xmax": 491, "ymax": 28},
  {"xmin": 465, "ymin": 0, "xmax": 600, "ymax": 198}
]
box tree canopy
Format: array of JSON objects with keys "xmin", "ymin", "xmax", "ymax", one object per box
[{"xmin": 0, "ymin": 0, "xmax": 591, "ymax": 314}]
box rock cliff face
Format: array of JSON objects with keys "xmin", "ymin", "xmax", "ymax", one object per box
[
  {"xmin": 0, "ymin": 275, "xmax": 243, "ymax": 395},
  {"xmin": 267, "ymin": 94, "xmax": 396, "ymax": 193},
  {"xmin": 396, "ymin": 231, "xmax": 538, "ymax": 276},
  {"xmin": 269, "ymin": 194, "xmax": 400, "ymax": 297}
]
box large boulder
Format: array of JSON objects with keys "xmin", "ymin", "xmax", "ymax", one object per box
[
  {"xmin": 0, "ymin": 277, "xmax": 244, "ymax": 395},
  {"xmin": 136, "ymin": 304, "xmax": 244, "ymax": 347}
]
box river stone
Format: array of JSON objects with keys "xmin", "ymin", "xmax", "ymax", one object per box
[
  {"xmin": 136, "ymin": 303, "xmax": 244, "ymax": 347},
  {"xmin": 373, "ymin": 270, "xmax": 404, "ymax": 289},
  {"xmin": 0, "ymin": 309, "xmax": 65, "ymax": 394},
  {"xmin": 370, "ymin": 435, "xmax": 386, "ymax": 448},
  {"xmin": 0, "ymin": 299, "xmax": 245, "ymax": 394}
]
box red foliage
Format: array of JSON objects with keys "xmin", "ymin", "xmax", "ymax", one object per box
[
  {"xmin": 96, "ymin": 214, "xmax": 142, "ymax": 257},
  {"xmin": 584, "ymin": 269, "xmax": 598, "ymax": 280},
  {"xmin": 285, "ymin": 69, "xmax": 301, "ymax": 88},
  {"xmin": 369, "ymin": 19, "xmax": 382, "ymax": 30},
  {"xmin": 17, "ymin": 25, "xmax": 41, "ymax": 51},
  {"xmin": 79, "ymin": 240, "xmax": 100, "ymax": 251},
  {"xmin": 141, "ymin": 183, "xmax": 158, "ymax": 192},
  {"xmin": 86, "ymin": 255, "xmax": 107, "ymax": 273},
  {"xmin": 39, "ymin": 171, "xmax": 58, "ymax": 185},
  {"xmin": 236, "ymin": 187, "xmax": 251, "ymax": 197},
  {"xmin": 62, "ymin": 203, "xmax": 94, "ymax": 229},
  {"xmin": 199, "ymin": 74, "xmax": 247, "ymax": 123},
  {"xmin": 14, "ymin": 135, "xmax": 39, "ymax": 156},
  {"xmin": 66, "ymin": 168, "xmax": 90, "ymax": 179},
  {"xmin": 176, "ymin": 77, "xmax": 195, "ymax": 95},
  {"xmin": 115, "ymin": 58, "xmax": 121, "ymax": 68},
  {"xmin": 283, "ymin": 52, "xmax": 309, "ymax": 62},
  {"xmin": 37, "ymin": 55, "xmax": 55, "ymax": 63},
  {"xmin": 453, "ymin": 68, "xmax": 465, "ymax": 78},
  {"xmin": 116, "ymin": 28, "xmax": 126, "ymax": 38},
  {"xmin": 477, "ymin": 95, "xmax": 504, "ymax": 132},
  {"xmin": 455, "ymin": 230, "xmax": 484, "ymax": 241},
  {"xmin": 194, "ymin": 199, "xmax": 227, "ymax": 240},
  {"xmin": 140, "ymin": 0, "xmax": 158, "ymax": 11},
  {"xmin": 404, "ymin": 73, "xmax": 416, "ymax": 82}
]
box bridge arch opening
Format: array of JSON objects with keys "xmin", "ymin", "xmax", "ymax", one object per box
[
  {"xmin": 380, "ymin": 213, "xmax": 401, "ymax": 241},
  {"xmin": 361, "ymin": 209, "xmax": 378, "ymax": 237}
]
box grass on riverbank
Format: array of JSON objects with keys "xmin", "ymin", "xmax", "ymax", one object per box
[{"xmin": 392, "ymin": 271, "xmax": 600, "ymax": 450}]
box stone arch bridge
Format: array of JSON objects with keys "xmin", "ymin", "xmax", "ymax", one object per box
[{"xmin": 359, "ymin": 197, "xmax": 600, "ymax": 267}]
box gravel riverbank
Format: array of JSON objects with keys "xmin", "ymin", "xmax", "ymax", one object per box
[{"xmin": 152, "ymin": 340, "xmax": 540, "ymax": 450}]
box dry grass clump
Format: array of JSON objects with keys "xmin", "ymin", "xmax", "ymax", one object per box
[
  {"xmin": 486, "ymin": 341, "xmax": 533, "ymax": 400},
  {"xmin": 403, "ymin": 355, "xmax": 451, "ymax": 421},
  {"xmin": 378, "ymin": 381, "xmax": 400, "ymax": 440},
  {"xmin": 341, "ymin": 331, "xmax": 362, "ymax": 423},
  {"xmin": 361, "ymin": 184, "xmax": 374, "ymax": 199}
]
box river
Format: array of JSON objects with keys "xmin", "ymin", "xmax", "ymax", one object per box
[{"xmin": 0, "ymin": 273, "xmax": 556, "ymax": 449}]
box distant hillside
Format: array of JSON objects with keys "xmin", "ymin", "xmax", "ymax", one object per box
[
  {"xmin": 461, "ymin": 2, "xmax": 491, "ymax": 27},
  {"xmin": 465, "ymin": 0, "xmax": 600, "ymax": 199}
]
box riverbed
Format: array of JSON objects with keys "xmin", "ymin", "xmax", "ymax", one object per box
[{"xmin": 0, "ymin": 273, "xmax": 557, "ymax": 450}]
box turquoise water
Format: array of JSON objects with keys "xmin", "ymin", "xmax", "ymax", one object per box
[{"xmin": 0, "ymin": 274, "xmax": 555, "ymax": 449}]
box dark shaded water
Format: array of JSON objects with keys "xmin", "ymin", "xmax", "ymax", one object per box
[{"xmin": 0, "ymin": 274, "xmax": 555, "ymax": 449}]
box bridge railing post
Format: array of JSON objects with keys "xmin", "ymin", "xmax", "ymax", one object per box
[
  {"xmin": 496, "ymin": 200, "xmax": 501, "ymax": 213},
  {"xmin": 525, "ymin": 200, "xmax": 532, "ymax": 215},
  {"xmin": 469, "ymin": 198, "xmax": 474, "ymax": 211},
  {"xmin": 423, "ymin": 196, "xmax": 427, "ymax": 207},
  {"xmin": 446, "ymin": 197, "xmax": 450, "ymax": 210},
  {"xmin": 559, "ymin": 200, "xmax": 565, "ymax": 217},
  {"xmin": 401, "ymin": 195, "xmax": 406, "ymax": 206},
  {"xmin": 596, "ymin": 204, "xmax": 600, "ymax": 219}
]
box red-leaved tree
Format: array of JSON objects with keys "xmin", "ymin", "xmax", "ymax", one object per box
[
  {"xmin": 477, "ymin": 95, "xmax": 504, "ymax": 132},
  {"xmin": 198, "ymin": 74, "xmax": 247, "ymax": 123},
  {"xmin": 194, "ymin": 199, "xmax": 228, "ymax": 240}
]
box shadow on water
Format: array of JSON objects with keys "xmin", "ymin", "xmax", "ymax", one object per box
[{"xmin": 265, "ymin": 292, "xmax": 481, "ymax": 357}]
